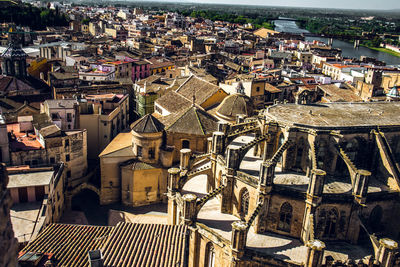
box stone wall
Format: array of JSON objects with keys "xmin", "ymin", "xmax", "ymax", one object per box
[{"xmin": 0, "ymin": 163, "xmax": 18, "ymax": 267}]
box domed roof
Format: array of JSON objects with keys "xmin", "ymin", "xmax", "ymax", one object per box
[
  {"xmin": 131, "ymin": 114, "xmax": 164, "ymax": 133},
  {"xmin": 216, "ymin": 93, "xmax": 254, "ymax": 119},
  {"xmin": 387, "ymin": 86, "xmax": 400, "ymax": 98}
]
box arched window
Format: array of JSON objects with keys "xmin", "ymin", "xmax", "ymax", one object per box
[
  {"xmin": 182, "ymin": 139, "xmax": 190, "ymax": 149},
  {"xmin": 345, "ymin": 139, "xmax": 359, "ymax": 162},
  {"xmin": 323, "ymin": 208, "xmax": 338, "ymax": 238},
  {"xmin": 369, "ymin": 205, "xmax": 383, "ymax": 233},
  {"xmin": 390, "ymin": 136, "xmax": 400, "ymax": 163},
  {"xmin": 205, "ymin": 242, "xmax": 215, "ymax": 267},
  {"xmin": 278, "ymin": 202, "xmax": 292, "ymax": 233},
  {"xmin": 277, "ymin": 133, "xmax": 285, "ymax": 163},
  {"xmin": 295, "ymin": 137, "xmax": 305, "ymax": 170},
  {"xmin": 239, "ymin": 188, "xmax": 250, "ymax": 218},
  {"xmin": 316, "ymin": 139, "xmax": 327, "ymax": 169}
]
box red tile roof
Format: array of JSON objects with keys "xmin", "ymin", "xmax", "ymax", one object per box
[
  {"xmin": 19, "ymin": 224, "xmax": 112, "ymax": 267},
  {"xmin": 20, "ymin": 223, "xmax": 189, "ymax": 267},
  {"xmin": 102, "ymin": 223, "xmax": 188, "ymax": 267}
]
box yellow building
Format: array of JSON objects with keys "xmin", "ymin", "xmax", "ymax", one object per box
[
  {"xmin": 27, "ymin": 57, "xmax": 50, "ymax": 80},
  {"xmin": 99, "ymin": 114, "xmax": 172, "ymax": 206}
]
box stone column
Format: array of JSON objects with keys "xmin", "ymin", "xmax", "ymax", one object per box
[
  {"xmin": 377, "ymin": 238, "xmax": 398, "ymax": 267},
  {"xmin": 221, "ymin": 146, "xmax": 240, "ymax": 214},
  {"xmin": 353, "ymin": 170, "xmax": 371, "ymax": 205},
  {"xmin": 305, "ymin": 240, "xmax": 326, "ymax": 267},
  {"xmin": 231, "ymin": 221, "xmax": 248, "ymax": 259},
  {"xmin": 221, "ymin": 172, "xmax": 234, "ymax": 214},
  {"xmin": 217, "ymin": 121, "xmax": 229, "ymax": 134},
  {"xmin": 212, "ymin": 132, "xmax": 225, "ymax": 155},
  {"xmin": 167, "ymin": 168, "xmax": 180, "ymax": 225},
  {"xmin": 0, "ymin": 164, "xmax": 18, "ymax": 267},
  {"xmin": 180, "ymin": 148, "xmax": 192, "ymax": 171},
  {"xmin": 207, "ymin": 137, "xmax": 213, "ymax": 154},
  {"xmin": 236, "ymin": 114, "xmax": 246, "ymax": 124},
  {"xmin": 182, "ymin": 194, "xmax": 198, "ymax": 226},
  {"xmin": 307, "ymin": 169, "xmax": 326, "ymax": 199},
  {"xmin": 168, "ymin": 168, "xmax": 180, "ymax": 192},
  {"xmin": 302, "ymin": 169, "xmax": 326, "ymax": 243},
  {"xmin": 226, "ymin": 146, "xmax": 240, "ymax": 170},
  {"xmin": 258, "ymin": 160, "xmax": 275, "ymax": 193}
]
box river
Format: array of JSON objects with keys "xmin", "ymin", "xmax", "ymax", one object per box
[{"xmin": 273, "ymin": 19, "xmax": 400, "ymax": 66}]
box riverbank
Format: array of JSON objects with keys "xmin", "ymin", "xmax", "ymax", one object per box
[{"xmin": 364, "ymin": 46, "xmax": 400, "ymax": 58}]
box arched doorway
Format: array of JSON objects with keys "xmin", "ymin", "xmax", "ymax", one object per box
[{"xmin": 71, "ymin": 188, "xmax": 105, "ymax": 225}]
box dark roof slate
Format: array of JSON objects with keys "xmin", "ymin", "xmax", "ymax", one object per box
[
  {"xmin": 131, "ymin": 114, "xmax": 164, "ymax": 133},
  {"xmin": 166, "ymin": 106, "xmax": 218, "ymax": 135}
]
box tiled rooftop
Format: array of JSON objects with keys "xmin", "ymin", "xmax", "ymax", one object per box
[
  {"xmin": 102, "ymin": 223, "xmax": 188, "ymax": 267},
  {"xmin": 20, "ymin": 224, "xmax": 113, "ymax": 267},
  {"xmin": 8, "ymin": 127, "xmax": 43, "ymax": 152}
]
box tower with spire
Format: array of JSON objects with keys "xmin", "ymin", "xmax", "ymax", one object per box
[{"xmin": 1, "ymin": 28, "xmax": 28, "ymax": 78}]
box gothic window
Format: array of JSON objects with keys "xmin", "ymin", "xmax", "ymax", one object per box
[
  {"xmin": 205, "ymin": 242, "xmax": 215, "ymax": 267},
  {"xmin": 277, "ymin": 133, "xmax": 285, "ymax": 163},
  {"xmin": 316, "ymin": 139, "xmax": 327, "ymax": 169},
  {"xmin": 323, "ymin": 208, "xmax": 338, "ymax": 238},
  {"xmin": 239, "ymin": 188, "xmax": 250, "ymax": 218},
  {"xmin": 295, "ymin": 137, "xmax": 305, "ymax": 170},
  {"xmin": 390, "ymin": 136, "xmax": 400, "ymax": 163},
  {"xmin": 182, "ymin": 140, "xmax": 190, "ymax": 149},
  {"xmin": 369, "ymin": 205, "xmax": 383, "ymax": 233},
  {"xmin": 344, "ymin": 139, "xmax": 359, "ymax": 162},
  {"xmin": 149, "ymin": 148, "xmax": 155, "ymax": 159},
  {"xmin": 278, "ymin": 202, "xmax": 292, "ymax": 233}
]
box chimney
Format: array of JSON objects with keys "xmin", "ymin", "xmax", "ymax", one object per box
[{"xmin": 88, "ymin": 250, "xmax": 103, "ymax": 267}]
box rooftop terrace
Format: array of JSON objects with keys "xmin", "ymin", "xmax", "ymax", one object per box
[{"xmin": 265, "ymin": 102, "xmax": 400, "ymax": 129}]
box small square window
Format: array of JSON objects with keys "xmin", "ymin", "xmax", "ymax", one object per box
[
  {"xmin": 66, "ymin": 154, "xmax": 70, "ymax": 162},
  {"xmin": 50, "ymin": 157, "xmax": 55, "ymax": 164}
]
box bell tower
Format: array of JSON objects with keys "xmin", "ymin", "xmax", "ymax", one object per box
[{"xmin": 1, "ymin": 29, "xmax": 28, "ymax": 78}]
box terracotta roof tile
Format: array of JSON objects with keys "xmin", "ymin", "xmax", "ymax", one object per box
[
  {"xmin": 102, "ymin": 223, "xmax": 188, "ymax": 267},
  {"xmin": 166, "ymin": 106, "xmax": 218, "ymax": 135},
  {"xmin": 19, "ymin": 224, "xmax": 112, "ymax": 267},
  {"xmin": 175, "ymin": 75, "xmax": 221, "ymax": 106}
]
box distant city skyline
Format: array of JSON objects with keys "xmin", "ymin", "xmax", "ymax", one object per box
[{"xmin": 155, "ymin": 0, "xmax": 400, "ymax": 10}]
